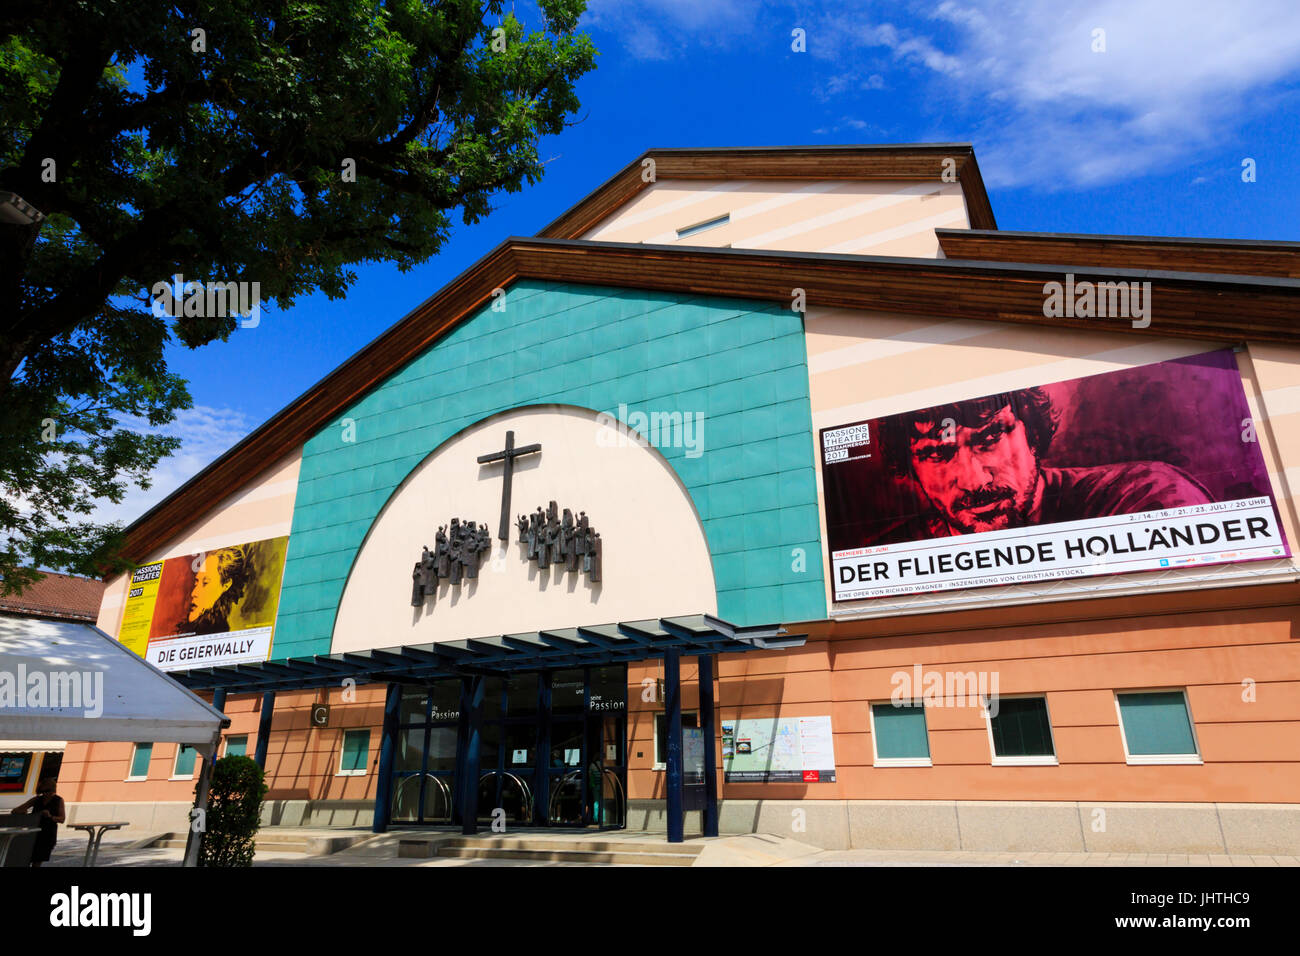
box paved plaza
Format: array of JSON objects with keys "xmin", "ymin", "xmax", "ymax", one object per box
[{"xmin": 31, "ymin": 828, "xmax": 1300, "ymax": 868}]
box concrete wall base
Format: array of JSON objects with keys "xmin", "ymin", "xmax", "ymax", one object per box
[
  {"xmin": 68, "ymin": 798, "xmax": 1300, "ymax": 854},
  {"xmin": 259, "ymin": 799, "xmax": 375, "ymax": 829},
  {"xmin": 66, "ymin": 801, "xmax": 194, "ymax": 835},
  {"xmin": 66, "ymin": 798, "xmax": 376, "ymax": 835},
  {"xmin": 629, "ymin": 799, "xmax": 1300, "ymax": 854}
]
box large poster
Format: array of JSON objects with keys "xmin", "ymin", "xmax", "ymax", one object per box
[
  {"xmin": 722, "ymin": 716, "xmax": 837, "ymax": 783},
  {"xmin": 821, "ymin": 350, "xmax": 1289, "ymax": 603},
  {"xmin": 118, "ymin": 536, "xmax": 290, "ymax": 670}
]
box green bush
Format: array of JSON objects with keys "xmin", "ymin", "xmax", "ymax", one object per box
[{"xmin": 197, "ymin": 755, "xmax": 267, "ymax": 868}]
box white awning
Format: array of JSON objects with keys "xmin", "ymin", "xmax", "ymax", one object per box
[
  {"xmin": 0, "ymin": 740, "xmax": 67, "ymax": 751},
  {"xmin": 0, "ymin": 614, "xmax": 227, "ymax": 745}
]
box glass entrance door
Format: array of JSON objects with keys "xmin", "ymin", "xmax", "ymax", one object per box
[
  {"xmin": 475, "ymin": 675, "xmax": 539, "ymax": 827},
  {"xmin": 391, "ymin": 665, "xmax": 627, "ymax": 829},
  {"xmin": 547, "ymin": 669, "xmax": 587, "ymax": 826},
  {"xmin": 590, "ymin": 666, "xmax": 627, "ymax": 829},
  {"xmin": 595, "ymin": 711, "xmax": 627, "ymax": 829},
  {"xmin": 545, "ymin": 665, "xmax": 627, "ymax": 829},
  {"xmin": 391, "ymin": 681, "xmax": 459, "ymax": 825}
]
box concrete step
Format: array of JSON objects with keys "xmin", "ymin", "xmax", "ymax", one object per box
[
  {"xmin": 149, "ymin": 831, "xmax": 368, "ymax": 855},
  {"xmin": 151, "ymin": 837, "xmax": 307, "ymax": 851},
  {"xmin": 440, "ymin": 836, "xmax": 700, "ymax": 855},
  {"xmin": 435, "ymin": 845, "xmax": 696, "ymax": 866}
]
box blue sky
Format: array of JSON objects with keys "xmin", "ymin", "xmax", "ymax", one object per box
[{"xmin": 106, "ymin": 0, "xmax": 1300, "ymax": 526}]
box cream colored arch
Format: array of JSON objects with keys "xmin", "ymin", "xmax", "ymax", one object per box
[{"xmin": 331, "ymin": 405, "xmax": 718, "ymax": 653}]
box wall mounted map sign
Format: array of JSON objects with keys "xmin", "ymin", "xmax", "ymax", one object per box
[
  {"xmin": 722, "ymin": 716, "xmax": 837, "ymax": 783},
  {"xmin": 118, "ymin": 536, "xmax": 290, "ymax": 671},
  {"xmin": 821, "ymin": 349, "xmax": 1289, "ymax": 603}
]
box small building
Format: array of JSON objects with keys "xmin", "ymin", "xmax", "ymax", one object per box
[
  {"xmin": 0, "ymin": 571, "xmax": 105, "ymax": 810},
  {"xmin": 61, "ymin": 145, "xmax": 1300, "ymax": 853}
]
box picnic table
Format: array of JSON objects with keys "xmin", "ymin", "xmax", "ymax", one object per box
[{"xmin": 70, "ymin": 822, "xmax": 128, "ymax": 866}]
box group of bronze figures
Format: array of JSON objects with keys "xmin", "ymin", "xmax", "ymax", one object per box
[
  {"xmin": 515, "ymin": 501, "xmax": 602, "ymax": 581},
  {"xmin": 410, "ymin": 518, "xmax": 493, "ymax": 605},
  {"xmin": 410, "ymin": 504, "xmax": 602, "ymax": 606}
]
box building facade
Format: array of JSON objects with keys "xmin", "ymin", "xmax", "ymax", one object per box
[{"xmin": 60, "ymin": 145, "xmax": 1300, "ymax": 852}]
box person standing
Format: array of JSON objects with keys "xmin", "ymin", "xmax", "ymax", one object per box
[{"xmin": 14, "ymin": 777, "xmax": 65, "ymax": 867}]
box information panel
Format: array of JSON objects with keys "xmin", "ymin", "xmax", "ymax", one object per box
[{"xmin": 722, "ymin": 716, "xmax": 836, "ymax": 783}]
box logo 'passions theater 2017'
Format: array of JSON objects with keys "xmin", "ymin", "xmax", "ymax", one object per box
[{"xmin": 819, "ymin": 349, "xmax": 1290, "ymax": 602}]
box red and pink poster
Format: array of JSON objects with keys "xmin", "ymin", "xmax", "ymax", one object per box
[{"xmin": 821, "ymin": 349, "xmax": 1289, "ymax": 602}]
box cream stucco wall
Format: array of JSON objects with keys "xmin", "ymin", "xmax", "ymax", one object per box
[
  {"xmin": 330, "ymin": 405, "xmax": 717, "ymax": 652},
  {"xmin": 581, "ymin": 179, "xmax": 968, "ymax": 257}
]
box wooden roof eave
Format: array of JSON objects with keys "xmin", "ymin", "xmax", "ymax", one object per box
[
  {"xmin": 537, "ymin": 144, "xmax": 998, "ymax": 238},
  {"xmin": 113, "ymin": 237, "xmax": 1300, "ymax": 567},
  {"xmin": 936, "ymin": 228, "xmax": 1300, "ymax": 279}
]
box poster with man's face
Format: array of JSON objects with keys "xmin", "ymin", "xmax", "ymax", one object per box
[
  {"xmin": 821, "ymin": 349, "xmax": 1289, "ymax": 602},
  {"xmin": 118, "ymin": 536, "xmax": 290, "ymax": 670}
]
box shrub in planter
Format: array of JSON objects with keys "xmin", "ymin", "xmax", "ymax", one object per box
[{"xmin": 197, "ymin": 755, "xmax": 267, "ymax": 867}]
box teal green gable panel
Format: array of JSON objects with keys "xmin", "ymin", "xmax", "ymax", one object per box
[{"xmin": 272, "ymin": 279, "xmax": 827, "ymax": 660}]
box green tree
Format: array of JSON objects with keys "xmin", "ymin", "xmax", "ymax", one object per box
[
  {"xmin": 197, "ymin": 754, "xmax": 267, "ymax": 867},
  {"xmin": 0, "ymin": 0, "xmax": 595, "ymax": 592}
]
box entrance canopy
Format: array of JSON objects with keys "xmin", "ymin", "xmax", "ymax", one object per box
[
  {"xmin": 171, "ymin": 614, "xmax": 805, "ymax": 693},
  {"xmin": 0, "ymin": 614, "xmax": 228, "ymax": 745}
]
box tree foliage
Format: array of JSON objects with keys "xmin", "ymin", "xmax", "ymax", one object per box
[
  {"xmin": 197, "ymin": 754, "xmax": 267, "ymax": 867},
  {"xmin": 0, "ymin": 0, "xmax": 595, "ymax": 592}
]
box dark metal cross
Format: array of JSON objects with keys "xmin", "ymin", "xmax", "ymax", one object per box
[{"xmin": 477, "ymin": 430, "xmax": 542, "ymax": 541}]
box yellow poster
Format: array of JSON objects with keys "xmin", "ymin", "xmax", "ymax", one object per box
[
  {"xmin": 114, "ymin": 536, "xmax": 290, "ymax": 670},
  {"xmin": 118, "ymin": 561, "xmax": 164, "ymax": 657}
]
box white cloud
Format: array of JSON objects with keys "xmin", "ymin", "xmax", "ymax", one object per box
[
  {"xmin": 582, "ymin": 0, "xmax": 768, "ymax": 59},
  {"xmin": 583, "ymin": 0, "xmax": 1300, "ymax": 187},
  {"xmin": 809, "ymin": 0, "xmax": 1300, "ymax": 186},
  {"xmin": 90, "ymin": 405, "xmax": 254, "ymax": 528}
]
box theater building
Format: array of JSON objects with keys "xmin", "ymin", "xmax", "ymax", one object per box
[{"xmin": 59, "ymin": 145, "xmax": 1300, "ymax": 853}]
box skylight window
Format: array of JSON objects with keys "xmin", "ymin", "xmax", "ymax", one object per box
[{"xmin": 676, "ymin": 213, "xmax": 730, "ymax": 239}]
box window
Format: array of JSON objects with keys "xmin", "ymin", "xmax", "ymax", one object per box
[
  {"xmin": 653, "ymin": 712, "xmax": 698, "ymax": 770},
  {"xmin": 676, "ymin": 213, "xmax": 730, "ymax": 239},
  {"xmin": 127, "ymin": 742, "xmax": 152, "ymax": 780},
  {"xmin": 870, "ymin": 701, "xmax": 932, "ymax": 767},
  {"xmin": 224, "ymin": 735, "xmax": 248, "ymax": 758},
  {"xmin": 338, "ymin": 729, "xmax": 370, "ymax": 776},
  {"xmin": 1116, "ymin": 690, "xmax": 1202, "ymax": 765},
  {"xmin": 172, "ymin": 744, "xmax": 198, "ymax": 779},
  {"xmin": 986, "ymin": 696, "xmax": 1057, "ymax": 766},
  {"xmin": 0, "ymin": 752, "xmax": 33, "ymax": 792}
]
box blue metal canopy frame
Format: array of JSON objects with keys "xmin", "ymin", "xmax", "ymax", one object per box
[
  {"xmin": 168, "ymin": 614, "xmax": 804, "ymax": 693},
  {"xmin": 170, "ymin": 614, "xmax": 804, "ymax": 844}
]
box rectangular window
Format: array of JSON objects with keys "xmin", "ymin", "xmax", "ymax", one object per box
[
  {"xmin": 871, "ymin": 701, "xmax": 932, "ymax": 766},
  {"xmin": 224, "ymin": 735, "xmax": 248, "ymax": 758},
  {"xmin": 987, "ymin": 696, "xmax": 1057, "ymax": 765},
  {"xmin": 172, "ymin": 744, "xmax": 198, "ymax": 779},
  {"xmin": 676, "ymin": 213, "xmax": 730, "ymax": 239},
  {"xmin": 127, "ymin": 742, "xmax": 152, "ymax": 780},
  {"xmin": 654, "ymin": 712, "xmax": 698, "ymax": 769},
  {"xmin": 339, "ymin": 729, "xmax": 370, "ymax": 776},
  {"xmin": 1116, "ymin": 690, "xmax": 1201, "ymax": 764}
]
